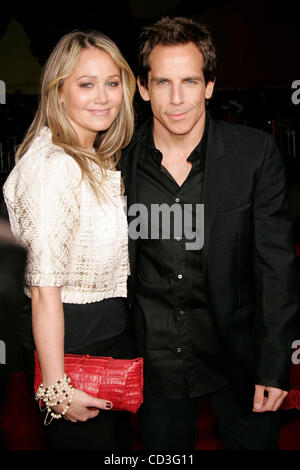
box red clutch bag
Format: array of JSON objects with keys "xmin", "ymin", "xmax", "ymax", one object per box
[{"xmin": 34, "ymin": 352, "xmax": 144, "ymax": 413}]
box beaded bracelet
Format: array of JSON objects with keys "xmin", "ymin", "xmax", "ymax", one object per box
[
  {"xmin": 41, "ymin": 388, "xmax": 70, "ymax": 410},
  {"xmin": 35, "ymin": 374, "xmax": 75, "ymax": 426},
  {"xmin": 35, "ymin": 374, "xmax": 71, "ymax": 401},
  {"xmin": 44, "ymin": 386, "xmax": 75, "ymax": 426}
]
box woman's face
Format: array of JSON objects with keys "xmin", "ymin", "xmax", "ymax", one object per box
[{"xmin": 59, "ymin": 46, "xmax": 123, "ymax": 148}]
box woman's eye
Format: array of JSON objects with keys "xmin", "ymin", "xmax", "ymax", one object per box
[
  {"xmin": 107, "ymin": 81, "xmax": 120, "ymax": 87},
  {"xmin": 80, "ymin": 82, "xmax": 93, "ymax": 88}
]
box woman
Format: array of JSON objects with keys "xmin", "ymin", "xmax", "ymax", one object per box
[{"xmin": 3, "ymin": 30, "xmax": 136, "ymax": 450}]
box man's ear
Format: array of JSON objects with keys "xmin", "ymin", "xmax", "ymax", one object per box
[
  {"xmin": 137, "ymin": 76, "xmax": 150, "ymax": 102},
  {"xmin": 205, "ymin": 80, "xmax": 215, "ymax": 100}
]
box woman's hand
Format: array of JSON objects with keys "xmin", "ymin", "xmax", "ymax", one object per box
[
  {"xmin": 30, "ymin": 286, "xmax": 113, "ymax": 423},
  {"xmin": 52, "ymin": 389, "xmax": 113, "ymax": 423}
]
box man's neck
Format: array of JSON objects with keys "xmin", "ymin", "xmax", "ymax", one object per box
[
  {"xmin": 152, "ymin": 116, "xmax": 206, "ymax": 161},
  {"xmin": 151, "ymin": 115, "xmax": 207, "ymax": 187}
]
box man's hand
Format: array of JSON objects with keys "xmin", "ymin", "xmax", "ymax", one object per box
[{"xmin": 253, "ymin": 384, "xmax": 288, "ymax": 412}]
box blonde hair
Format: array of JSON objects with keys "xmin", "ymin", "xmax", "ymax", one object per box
[{"xmin": 16, "ymin": 30, "xmax": 136, "ymax": 200}]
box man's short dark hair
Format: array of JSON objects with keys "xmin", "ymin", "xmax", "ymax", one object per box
[{"xmin": 138, "ymin": 16, "xmax": 217, "ymax": 87}]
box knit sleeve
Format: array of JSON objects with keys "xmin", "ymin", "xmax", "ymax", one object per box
[{"xmin": 4, "ymin": 148, "xmax": 81, "ymax": 287}]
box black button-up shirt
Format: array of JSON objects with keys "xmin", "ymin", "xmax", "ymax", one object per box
[{"xmin": 134, "ymin": 118, "xmax": 227, "ymax": 399}]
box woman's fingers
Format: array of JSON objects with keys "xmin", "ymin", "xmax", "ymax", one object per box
[
  {"xmin": 59, "ymin": 390, "xmax": 113, "ymax": 422},
  {"xmin": 86, "ymin": 395, "xmax": 113, "ymax": 411}
]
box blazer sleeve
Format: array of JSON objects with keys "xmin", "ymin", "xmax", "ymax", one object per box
[{"xmin": 253, "ymin": 134, "xmax": 299, "ymax": 390}]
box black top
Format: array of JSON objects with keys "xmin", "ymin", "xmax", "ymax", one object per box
[
  {"xmin": 22, "ymin": 297, "xmax": 129, "ymax": 353},
  {"xmin": 134, "ymin": 117, "xmax": 227, "ymax": 399}
]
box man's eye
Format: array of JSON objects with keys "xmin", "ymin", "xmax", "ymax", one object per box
[{"xmin": 158, "ymin": 80, "xmax": 168, "ymax": 86}]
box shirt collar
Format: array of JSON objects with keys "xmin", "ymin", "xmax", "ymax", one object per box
[{"xmin": 148, "ymin": 115, "xmax": 209, "ymax": 168}]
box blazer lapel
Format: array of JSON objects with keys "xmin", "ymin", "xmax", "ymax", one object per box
[
  {"xmin": 124, "ymin": 119, "xmax": 151, "ymax": 208},
  {"xmin": 202, "ymin": 118, "xmax": 225, "ymax": 272},
  {"xmin": 123, "ymin": 121, "xmax": 150, "ymax": 289}
]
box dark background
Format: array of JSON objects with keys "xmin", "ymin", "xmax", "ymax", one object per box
[{"xmin": 0, "ymin": 0, "xmax": 299, "ymax": 88}]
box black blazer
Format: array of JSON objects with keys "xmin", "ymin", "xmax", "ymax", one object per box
[{"xmin": 121, "ymin": 116, "xmax": 299, "ymax": 410}]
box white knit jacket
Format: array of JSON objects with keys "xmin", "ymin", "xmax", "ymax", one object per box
[{"xmin": 3, "ymin": 127, "xmax": 129, "ymax": 304}]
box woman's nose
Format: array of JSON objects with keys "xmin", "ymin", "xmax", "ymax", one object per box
[{"xmin": 94, "ymin": 85, "xmax": 109, "ymax": 103}]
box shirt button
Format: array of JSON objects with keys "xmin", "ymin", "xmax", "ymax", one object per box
[
  {"xmin": 178, "ymin": 274, "xmax": 183, "ymax": 279},
  {"xmin": 175, "ymin": 197, "xmax": 180, "ymax": 203},
  {"xmin": 177, "ymin": 347, "xmax": 182, "ymax": 353},
  {"xmin": 179, "ymin": 310, "xmax": 185, "ymax": 316}
]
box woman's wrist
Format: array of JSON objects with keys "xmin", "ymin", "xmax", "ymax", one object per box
[{"xmin": 35, "ymin": 373, "xmax": 75, "ymax": 425}]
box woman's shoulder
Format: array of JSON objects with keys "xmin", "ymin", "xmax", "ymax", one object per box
[
  {"xmin": 3, "ymin": 128, "xmax": 81, "ymax": 203},
  {"xmin": 7, "ymin": 127, "xmax": 81, "ymax": 182},
  {"xmin": 25, "ymin": 127, "xmax": 80, "ymax": 169}
]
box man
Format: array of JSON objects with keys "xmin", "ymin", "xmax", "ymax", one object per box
[{"xmin": 121, "ymin": 16, "xmax": 298, "ymax": 450}]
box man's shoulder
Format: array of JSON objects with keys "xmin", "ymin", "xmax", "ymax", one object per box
[
  {"xmin": 212, "ymin": 117, "xmax": 274, "ymax": 145},
  {"xmin": 209, "ymin": 118, "xmax": 280, "ymax": 169}
]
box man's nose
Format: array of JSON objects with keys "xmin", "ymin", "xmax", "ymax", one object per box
[{"xmin": 170, "ymin": 84, "xmax": 184, "ymax": 105}]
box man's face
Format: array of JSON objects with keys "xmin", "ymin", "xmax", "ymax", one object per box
[{"xmin": 138, "ymin": 42, "xmax": 214, "ymax": 138}]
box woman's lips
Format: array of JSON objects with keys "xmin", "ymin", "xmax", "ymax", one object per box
[{"xmin": 87, "ymin": 109, "xmax": 110, "ymax": 116}]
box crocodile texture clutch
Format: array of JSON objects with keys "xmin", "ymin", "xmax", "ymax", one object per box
[{"xmin": 34, "ymin": 352, "xmax": 143, "ymax": 413}]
